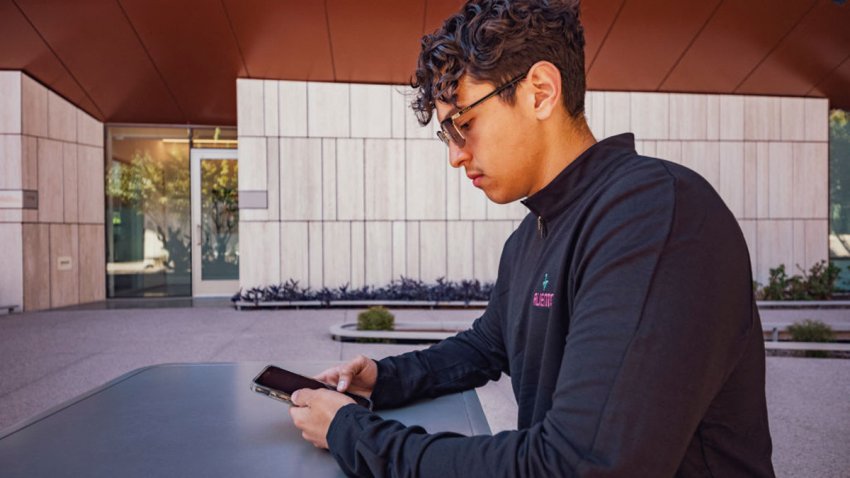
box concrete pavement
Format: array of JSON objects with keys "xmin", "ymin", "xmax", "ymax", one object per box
[{"xmin": 1, "ymin": 306, "xmax": 847, "ymax": 477}]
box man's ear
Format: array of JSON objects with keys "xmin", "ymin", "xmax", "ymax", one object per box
[{"xmin": 526, "ymin": 61, "xmax": 562, "ymax": 121}]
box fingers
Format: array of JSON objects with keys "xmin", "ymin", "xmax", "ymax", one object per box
[
  {"xmin": 336, "ymin": 355, "xmax": 369, "ymax": 392},
  {"xmin": 288, "ymin": 402, "xmax": 307, "ymax": 430},
  {"xmin": 288, "ymin": 389, "xmax": 338, "ymax": 450},
  {"xmin": 336, "ymin": 370, "xmax": 351, "ymax": 392},
  {"xmin": 289, "ymin": 406, "xmax": 317, "ymax": 447},
  {"xmin": 314, "ymin": 355, "xmax": 374, "ymax": 393},
  {"xmin": 314, "ymin": 367, "xmax": 340, "ymax": 385},
  {"xmin": 288, "ymin": 403, "xmax": 303, "ymax": 421}
]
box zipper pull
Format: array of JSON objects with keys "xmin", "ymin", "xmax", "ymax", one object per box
[{"xmin": 537, "ymin": 216, "xmax": 547, "ymax": 239}]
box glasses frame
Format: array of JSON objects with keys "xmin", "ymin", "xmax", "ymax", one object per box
[{"xmin": 437, "ymin": 72, "xmax": 528, "ymax": 148}]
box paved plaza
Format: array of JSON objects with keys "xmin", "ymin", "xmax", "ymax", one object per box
[{"xmin": 1, "ymin": 305, "xmax": 847, "ymax": 477}]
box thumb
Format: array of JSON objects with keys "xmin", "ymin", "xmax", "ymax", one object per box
[
  {"xmin": 290, "ymin": 388, "xmax": 315, "ymax": 407},
  {"xmin": 336, "ymin": 368, "xmax": 352, "ymax": 392},
  {"xmin": 337, "ymin": 355, "xmax": 369, "ymax": 391}
]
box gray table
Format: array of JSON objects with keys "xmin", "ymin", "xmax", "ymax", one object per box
[{"xmin": 0, "ymin": 363, "xmax": 491, "ymax": 477}]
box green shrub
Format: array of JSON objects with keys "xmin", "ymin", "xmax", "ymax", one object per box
[
  {"xmin": 760, "ymin": 265, "xmax": 790, "ymax": 300},
  {"xmin": 787, "ymin": 319, "xmax": 836, "ymax": 358},
  {"xmin": 357, "ymin": 306, "xmax": 395, "ymax": 331},
  {"xmin": 805, "ymin": 261, "xmax": 842, "ymax": 299},
  {"xmin": 757, "ymin": 261, "xmax": 844, "ymax": 300},
  {"xmin": 787, "ymin": 319, "xmax": 835, "ymax": 342}
]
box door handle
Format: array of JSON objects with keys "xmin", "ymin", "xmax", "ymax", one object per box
[{"xmin": 196, "ymin": 224, "xmax": 201, "ymax": 246}]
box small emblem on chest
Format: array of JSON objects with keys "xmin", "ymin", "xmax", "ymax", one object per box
[{"xmin": 533, "ymin": 273, "xmax": 555, "ymax": 309}]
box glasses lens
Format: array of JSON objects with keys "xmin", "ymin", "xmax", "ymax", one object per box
[{"xmin": 440, "ymin": 118, "xmax": 465, "ymax": 148}]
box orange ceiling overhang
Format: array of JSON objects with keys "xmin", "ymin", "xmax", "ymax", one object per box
[{"xmin": 1, "ymin": 0, "xmax": 848, "ymax": 126}]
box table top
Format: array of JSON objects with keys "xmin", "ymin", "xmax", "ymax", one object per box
[{"xmin": 0, "ymin": 362, "xmax": 491, "ymax": 477}]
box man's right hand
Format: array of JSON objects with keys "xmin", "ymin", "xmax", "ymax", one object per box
[{"xmin": 315, "ymin": 355, "xmax": 378, "ymax": 399}]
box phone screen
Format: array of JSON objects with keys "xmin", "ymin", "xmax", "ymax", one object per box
[
  {"xmin": 253, "ymin": 365, "xmax": 372, "ymax": 409},
  {"xmin": 255, "ymin": 366, "xmax": 327, "ymax": 394}
]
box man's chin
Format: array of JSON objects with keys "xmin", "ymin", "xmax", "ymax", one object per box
[{"xmin": 483, "ymin": 188, "xmax": 521, "ymax": 205}]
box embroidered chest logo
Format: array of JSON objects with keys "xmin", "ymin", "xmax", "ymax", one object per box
[{"xmin": 533, "ymin": 273, "xmax": 555, "ymax": 309}]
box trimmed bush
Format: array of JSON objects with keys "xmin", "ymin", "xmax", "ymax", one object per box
[
  {"xmin": 357, "ymin": 306, "xmax": 395, "ymax": 331},
  {"xmin": 787, "ymin": 319, "xmax": 835, "ymax": 343},
  {"xmin": 787, "ymin": 319, "xmax": 836, "ymax": 358}
]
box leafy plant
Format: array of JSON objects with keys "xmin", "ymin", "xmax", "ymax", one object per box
[
  {"xmin": 787, "ymin": 319, "xmax": 836, "ymax": 358},
  {"xmin": 788, "ymin": 319, "xmax": 836, "ymax": 342},
  {"xmin": 759, "ymin": 265, "xmax": 789, "ymax": 300},
  {"xmin": 357, "ymin": 306, "xmax": 395, "ymax": 331},
  {"xmin": 805, "ymin": 261, "xmax": 842, "ymax": 299},
  {"xmin": 756, "ymin": 261, "xmax": 844, "ymax": 300},
  {"xmin": 232, "ymin": 277, "xmax": 495, "ymax": 305}
]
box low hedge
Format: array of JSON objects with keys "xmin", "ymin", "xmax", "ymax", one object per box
[{"xmin": 232, "ymin": 277, "xmax": 494, "ymax": 305}]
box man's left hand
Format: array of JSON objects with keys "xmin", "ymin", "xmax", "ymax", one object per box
[{"xmin": 289, "ymin": 388, "xmax": 355, "ymax": 449}]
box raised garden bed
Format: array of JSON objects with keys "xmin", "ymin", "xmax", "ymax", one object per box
[
  {"xmin": 330, "ymin": 321, "xmax": 850, "ymax": 355},
  {"xmin": 234, "ymin": 299, "xmax": 850, "ymax": 311},
  {"xmin": 234, "ymin": 300, "xmax": 489, "ymax": 310},
  {"xmin": 764, "ymin": 341, "xmax": 850, "ymax": 359},
  {"xmin": 231, "ymin": 278, "xmax": 494, "ymax": 310},
  {"xmin": 756, "ymin": 300, "xmax": 850, "ymax": 309},
  {"xmin": 329, "ymin": 321, "xmax": 473, "ymax": 344}
]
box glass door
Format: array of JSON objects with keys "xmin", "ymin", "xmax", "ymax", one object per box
[{"xmin": 190, "ymin": 149, "xmax": 239, "ymax": 296}]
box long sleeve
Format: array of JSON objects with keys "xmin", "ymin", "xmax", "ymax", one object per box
[
  {"xmin": 326, "ymin": 162, "xmax": 771, "ymax": 477},
  {"xmin": 369, "ymin": 293, "xmax": 509, "ymax": 410},
  {"xmin": 367, "ymin": 238, "xmax": 516, "ymax": 410}
]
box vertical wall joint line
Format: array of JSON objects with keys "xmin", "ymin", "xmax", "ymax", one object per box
[{"xmin": 323, "ymin": 0, "xmax": 338, "ymax": 81}]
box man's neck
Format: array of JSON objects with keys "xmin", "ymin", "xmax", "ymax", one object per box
[{"xmin": 528, "ymin": 116, "xmax": 597, "ymax": 197}]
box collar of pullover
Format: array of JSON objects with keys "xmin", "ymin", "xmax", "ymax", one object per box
[{"xmin": 521, "ymin": 133, "xmax": 636, "ymax": 223}]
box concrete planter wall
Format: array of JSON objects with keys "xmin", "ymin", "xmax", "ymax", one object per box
[{"xmin": 233, "ymin": 300, "xmax": 488, "ymax": 310}]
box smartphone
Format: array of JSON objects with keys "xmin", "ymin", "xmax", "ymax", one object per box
[{"xmin": 251, "ymin": 365, "xmax": 373, "ymax": 410}]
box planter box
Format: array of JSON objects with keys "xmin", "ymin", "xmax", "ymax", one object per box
[
  {"xmin": 233, "ymin": 300, "xmax": 323, "ymax": 310},
  {"xmin": 756, "ymin": 300, "xmax": 850, "ymax": 309},
  {"xmin": 763, "ymin": 341, "xmax": 850, "ymax": 352},
  {"xmin": 329, "ymin": 321, "xmax": 474, "ymax": 344},
  {"xmin": 233, "ymin": 300, "xmax": 489, "ymax": 310}
]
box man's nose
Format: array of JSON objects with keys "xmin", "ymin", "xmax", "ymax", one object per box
[{"xmin": 448, "ymin": 141, "xmax": 470, "ymax": 168}]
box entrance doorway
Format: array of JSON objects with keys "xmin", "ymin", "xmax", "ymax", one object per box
[{"xmin": 190, "ymin": 149, "xmax": 239, "ymax": 296}]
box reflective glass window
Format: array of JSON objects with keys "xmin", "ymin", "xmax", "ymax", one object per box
[
  {"xmin": 830, "ymin": 110, "xmax": 850, "ymax": 291},
  {"xmin": 106, "ymin": 126, "xmax": 191, "ymax": 297}
]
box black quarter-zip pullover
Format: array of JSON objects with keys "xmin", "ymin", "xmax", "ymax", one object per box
[{"xmin": 327, "ymin": 133, "xmax": 775, "ymax": 477}]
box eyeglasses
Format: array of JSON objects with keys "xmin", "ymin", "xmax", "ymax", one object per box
[{"xmin": 436, "ymin": 72, "xmax": 528, "ymax": 148}]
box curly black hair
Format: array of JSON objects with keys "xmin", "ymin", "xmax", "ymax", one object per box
[{"xmin": 411, "ymin": 0, "xmax": 585, "ymax": 126}]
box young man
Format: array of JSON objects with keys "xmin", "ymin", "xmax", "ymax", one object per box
[{"xmin": 289, "ymin": 0, "xmax": 775, "ymax": 476}]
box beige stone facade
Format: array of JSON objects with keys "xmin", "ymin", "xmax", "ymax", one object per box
[
  {"xmin": 0, "ymin": 72, "xmax": 105, "ymax": 311},
  {"xmin": 0, "ymin": 73, "xmax": 830, "ymax": 308},
  {"xmin": 236, "ymin": 79, "xmax": 829, "ymax": 290}
]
